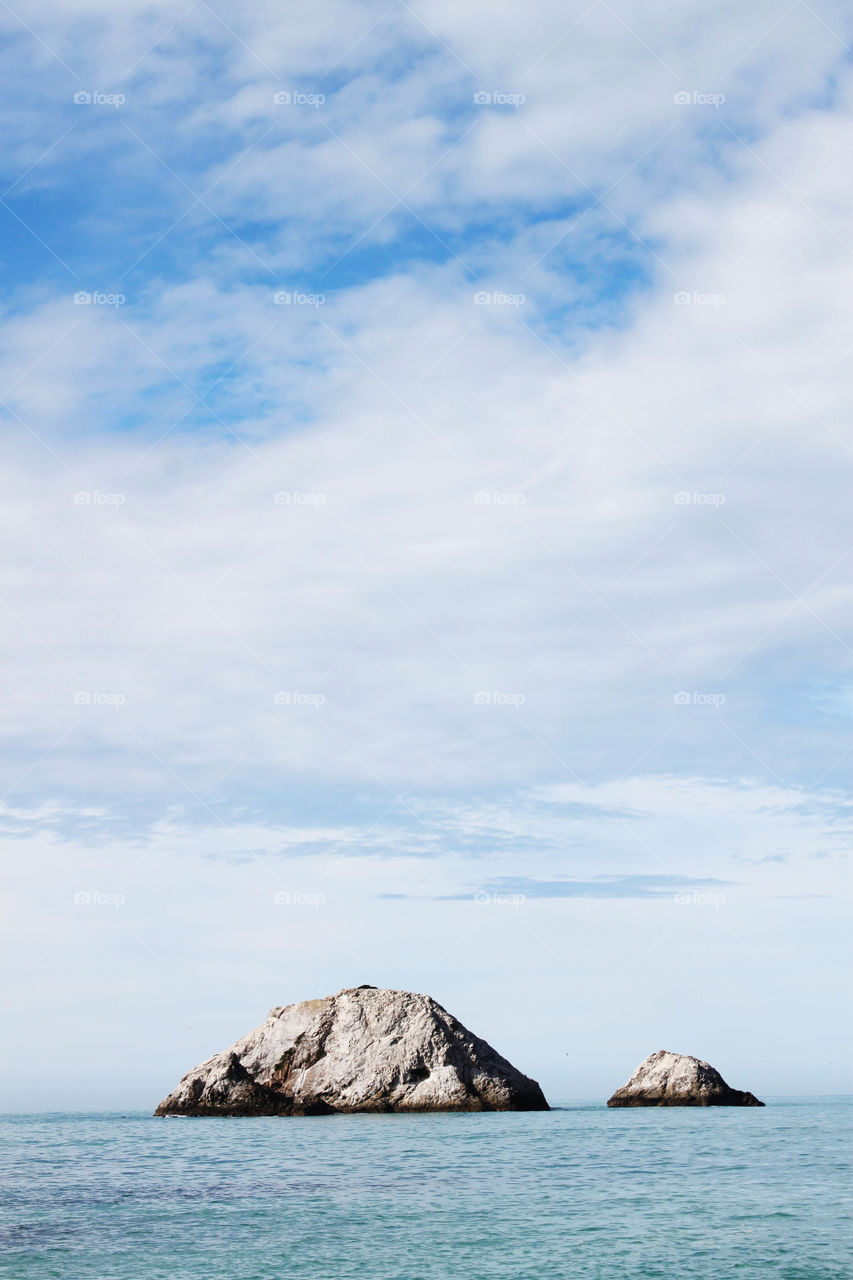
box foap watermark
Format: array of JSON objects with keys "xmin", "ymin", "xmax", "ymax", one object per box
[
  {"xmin": 674, "ymin": 290, "xmax": 725, "ymax": 307},
  {"xmin": 273, "ymin": 90, "xmax": 325, "ymax": 108},
  {"xmin": 673, "ymin": 690, "xmax": 726, "ymax": 707},
  {"xmin": 473, "ymin": 91, "xmax": 525, "ymax": 109},
  {"xmin": 273, "ymin": 490, "xmax": 326, "ymax": 506},
  {"xmin": 473, "ymin": 290, "xmax": 525, "ymax": 307},
  {"xmin": 74, "ymin": 691, "xmax": 126, "ymax": 706},
  {"xmin": 273, "ymin": 290, "xmax": 325, "ymax": 307},
  {"xmin": 74, "ymin": 90, "xmax": 126, "ymax": 107},
  {"xmin": 74, "ymin": 890, "xmax": 126, "ymax": 906},
  {"xmin": 273, "ymin": 890, "xmax": 326, "ymax": 906},
  {"xmin": 474, "ymin": 490, "xmax": 526, "ymax": 506},
  {"xmin": 273, "ymin": 691, "xmax": 326, "ymax": 706},
  {"xmin": 674, "ymin": 889, "xmax": 726, "ymax": 907},
  {"xmin": 474, "ymin": 691, "xmax": 526, "ymax": 707},
  {"xmin": 673, "ymin": 90, "xmax": 725, "ymax": 108},
  {"xmin": 674, "ymin": 491, "xmax": 725, "ymax": 506},
  {"xmin": 474, "ymin": 890, "xmax": 526, "ymax": 906},
  {"xmin": 74, "ymin": 291, "xmax": 126, "ymax": 308},
  {"xmin": 74, "ymin": 490, "xmax": 126, "ymax": 506}
]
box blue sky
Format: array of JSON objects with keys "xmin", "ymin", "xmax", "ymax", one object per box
[{"xmin": 1, "ymin": 0, "xmax": 851, "ymax": 1107}]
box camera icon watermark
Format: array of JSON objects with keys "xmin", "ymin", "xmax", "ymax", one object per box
[
  {"xmin": 673, "ymin": 690, "xmax": 726, "ymax": 707},
  {"xmin": 473, "ymin": 91, "xmax": 525, "ymax": 109},
  {"xmin": 74, "ymin": 890, "xmax": 126, "ymax": 906},
  {"xmin": 473, "ymin": 691, "xmax": 526, "ymax": 707},
  {"xmin": 74, "ymin": 491, "xmax": 126, "ymax": 506},
  {"xmin": 473, "ymin": 291, "xmax": 525, "ymax": 307},
  {"xmin": 673, "ymin": 91, "xmax": 725, "ymax": 108},
  {"xmin": 473, "ymin": 891, "xmax": 526, "ymax": 906},
  {"xmin": 273, "ymin": 290, "xmax": 325, "ymax": 307},
  {"xmin": 74, "ymin": 291, "xmax": 126, "ymax": 308},
  {"xmin": 273, "ymin": 491, "xmax": 326, "ymax": 506},
  {"xmin": 273, "ymin": 691, "xmax": 326, "ymax": 706},
  {"xmin": 674, "ymin": 889, "xmax": 726, "ymax": 907},
  {"xmin": 673, "ymin": 491, "xmax": 725, "ymax": 506},
  {"xmin": 673, "ymin": 291, "xmax": 725, "ymax": 307},
  {"xmin": 74, "ymin": 690, "xmax": 127, "ymax": 706},
  {"xmin": 273, "ymin": 890, "xmax": 326, "ymax": 906},
  {"xmin": 273, "ymin": 90, "xmax": 325, "ymax": 108},
  {"xmin": 473, "ymin": 491, "xmax": 526, "ymax": 506},
  {"xmin": 73, "ymin": 90, "xmax": 126, "ymax": 107}
]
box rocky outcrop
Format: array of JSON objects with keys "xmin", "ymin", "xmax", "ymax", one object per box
[
  {"xmin": 155, "ymin": 986, "xmax": 549, "ymax": 1115},
  {"xmin": 607, "ymin": 1050, "xmax": 764, "ymax": 1107}
]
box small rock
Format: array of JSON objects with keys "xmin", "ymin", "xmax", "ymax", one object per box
[{"xmin": 607, "ymin": 1049, "xmax": 764, "ymax": 1107}]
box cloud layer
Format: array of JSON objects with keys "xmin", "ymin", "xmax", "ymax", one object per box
[{"xmin": 0, "ymin": 0, "xmax": 851, "ymax": 1104}]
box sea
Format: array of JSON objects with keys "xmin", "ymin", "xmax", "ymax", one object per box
[{"xmin": 1, "ymin": 1099, "xmax": 850, "ymax": 1279}]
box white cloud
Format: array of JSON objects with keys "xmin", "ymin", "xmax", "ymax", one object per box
[{"xmin": 2, "ymin": 90, "xmax": 851, "ymax": 806}]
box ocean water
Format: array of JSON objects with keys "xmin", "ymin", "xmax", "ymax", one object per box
[{"xmin": 1, "ymin": 1100, "xmax": 850, "ymax": 1279}]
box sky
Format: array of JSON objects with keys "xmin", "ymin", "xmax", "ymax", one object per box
[{"xmin": 1, "ymin": 0, "xmax": 851, "ymax": 1109}]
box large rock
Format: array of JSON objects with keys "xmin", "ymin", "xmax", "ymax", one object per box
[
  {"xmin": 607, "ymin": 1049, "xmax": 764, "ymax": 1107},
  {"xmin": 155, "ymin": 986, "xmax": 549, "ymax": 1115}
]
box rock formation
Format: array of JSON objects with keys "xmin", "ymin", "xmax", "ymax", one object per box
[
  {"xmin": 607, "ymin": 1049, "xmax": 764, "ymax": 1107},
  {"xmin": 155, "ymin": 985, "xmax": 549, "ymax": 1115}
]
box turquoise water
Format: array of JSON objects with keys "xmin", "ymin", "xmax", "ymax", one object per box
[{"xmin": 1, "ymin": 1101, "xmax": 850, "ymax": 1278}]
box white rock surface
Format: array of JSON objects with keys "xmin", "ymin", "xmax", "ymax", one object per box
[
  {"xmin": 155, "ymin": 986, "xmax": 549, "ymax": 1115},
  {"xmin": 607, "ymin": 1049, "xmax": 764, "ymax": 1107}
]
